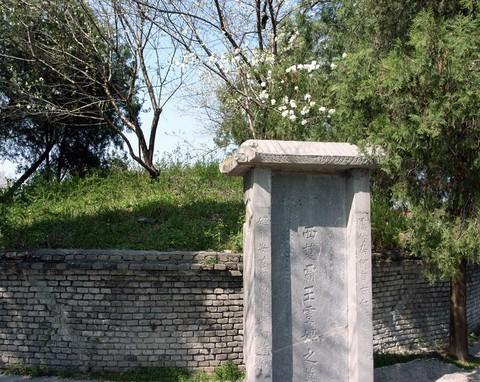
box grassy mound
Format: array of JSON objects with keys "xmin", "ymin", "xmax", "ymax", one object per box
[{"xmin": 0, "ymin": 163, "xmax": 244, "ymax": 251}]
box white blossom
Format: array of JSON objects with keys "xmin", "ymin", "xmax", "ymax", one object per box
[
  {"xmin": 289, "ymin": 100, "xmax": 297, "ymax": 109},
  {"xmin": 310, "ymin": 101, "xmax": 316, "ymax": 107},
  {"xmin": 301, "ymin": 119, "xmax": 308, "ymax": 126},
  {"xmin": 259, "ymin": 90, "xmax": 269, "ymax": 100},
  {"xmin": 286, "ymin": 65, "xmax": 297, "ymax": 74},
  {"xmin": 301, "ymin": 106, "xmax": 310, "ymax": 115},
  {"xmin": 328, "ymin": 108, "xmax": 336, "ymax": 115},
  {"xmin": 342, "ymin": 52, "xmax": 348, "ymax": 59},
  {"xmin": 304, "ymin": 93, "xmax": 312, "ymax": 101},
  {"xmin": 289, "ymin": 114, "xmax": 297, "ymax": 122},
  {"xmin": 330, "ymin": 63, "xmax": 337, "ymax": 70},
  {"xmin": 281, "ymin": 110, "xmax": 289, "ymax": 118},
  {"xmin": 319, "ymin": 106, "xmax": 327, "ymax": 113},
  {"xmin": 271, "ymin": 99, "xmax": 276, "ymax": 106}
]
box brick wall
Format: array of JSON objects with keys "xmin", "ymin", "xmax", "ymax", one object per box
[
  {"xmin": 1, "ymin": 250, "xmax": 480, "ymax": 371},
  {"xmin": 467, "ymin": 265, "xmax": 480, "ymax": 331},
  {"xmin": 0, "ymin": 250, "xmax": 243, "ymax": 372},
  {"xmin": 372, "ymin": 254, "xmax": 480, "ymax": 353}
]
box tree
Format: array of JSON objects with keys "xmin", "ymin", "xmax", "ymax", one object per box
[
  {"xmin": 201, "ymin": 0, "xmax": 480, "ymax": 360},
  {"xmin": 0, "ymin": 56, "xmax": 125, "ymax": 188},
  {"xmin": 327, "ymin": 0, "xmax": 480, "ymax": 360},
  {"xmin": 0, "ymin": 0, "xmax": 129, "ymax": 190},
  {"xmin": 0, "ymin": 0, "xmax": 184, "ymax": 180},
  {"xmin": 135, "ymin": 0, "xmax": 342, "ymax": 145}
]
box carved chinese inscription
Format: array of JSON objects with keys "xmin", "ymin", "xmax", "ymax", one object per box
[
  {"xmin": 356, "ymin": 213, "xmax": 371, "ymax": 306},
  {"xmin": 254, "ymin": 215, "xmax": 271, "ymax": 359},
  {"xmin": 301, "ymin": 226, "xmax": 319, "ymax": 380}
]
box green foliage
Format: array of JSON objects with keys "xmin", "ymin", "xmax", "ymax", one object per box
[
  {"xmin": 406, "ymin": 209, "xmax": 480, "ymax": 280},
  {"xmin": 90, "ymin": 367, "xmax": 191, "ymax": 381},
  {"xmin": 0, "ymin": 160, "xmax": 408, "ymax": 252},
  {"xmin": 370, "ymin": 192, "xmax": 407, "ymax": 251},
  {"xmin": 0, "ymin": 163, "xmax": 243, "ymax": 252},
  {"xmin": 213, "ymin": 361, "xmax": 245, "ymax": 381},
  {"xmin": 4, "ymin": 364, "xmax": 49, "ymax": 377},
  {"xmin": 330, "ymin": 1, "xmax": 480, "ymax": 275},
  {"xmin": 214, "ymin": 14, "xmax": 340, "ymax": 146},
  {"xmin": 374, "ymin": 351, "xmax": 480, "ymax": 370},
  {"xmin": 3, "ymin": 363, "xmax": 245, "ymax": 382},
  {"xmin": 201, "ymin": 254, "xmax": 220, "ymax": 266},
  {"xmin": 0, "ymin": 0, "xmax": 133, "ymax": 181},
  {"xmin": 216, "ymin": 0, "xmax": 480, "ymax": 280}
]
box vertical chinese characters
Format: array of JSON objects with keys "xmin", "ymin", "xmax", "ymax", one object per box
[{"xmin": 301, "ymin": 227, "xmax": 319, "ymax": 381}]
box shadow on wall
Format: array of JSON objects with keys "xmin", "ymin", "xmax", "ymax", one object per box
[
  {"xmin": 1, "ymin": 199, "xmax": 244, "ymax": 251},
  {"xmin": 371, "ymin": 258, "xmax": 452, "ymax": 353},
  {"xmin": 0, "ymin": 249, "xmax": 244, "ymax": 372}
]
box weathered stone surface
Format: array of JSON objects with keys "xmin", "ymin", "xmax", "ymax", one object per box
[
  {"xmin": 220, "ymin": 140, "xmax": 374, "ymax": 176},
  {"xmin": 223, "ymin": 140, "xmax": 374, "ymax": 382},
  {"xmin": 243, "ymin": 168, "xmax": 273, "ymax": 381},
  {"xmin": 272, "ymin": 173, "xmax": 348, "ymax": 382}
]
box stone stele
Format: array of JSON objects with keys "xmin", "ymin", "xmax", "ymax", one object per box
[{"xmin": 220, "ymin": 140, "xmax": 374, "ymax": 382}]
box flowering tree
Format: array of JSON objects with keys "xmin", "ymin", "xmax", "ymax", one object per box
[
  {"xmin": 0, "ymin": 0, "xmax": 184, "ymax": 180},
  {"xmin": 135, "ymin": 0, "xmax": 342, "ymax": 145}
]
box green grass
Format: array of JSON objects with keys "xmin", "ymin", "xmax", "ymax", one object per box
[
  {"xmin": 3, "ymin": 362, "xmax": 245, "ymax": 381},
  {"xmin": 3, "ymin": 364, "xmax": 51, "ymax": 377},
  {"xmin": 374, "ymin": 352, "xmax": 432, "ymax": 368},
  {"xmin": 0, "ymin": 161, "xmax": 408, "ymax": 252},
  {"xmin": 0, "ymin": 163, "xmax": 244, "ymax": 252}
]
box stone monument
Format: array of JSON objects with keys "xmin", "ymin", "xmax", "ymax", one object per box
[{"xmin": 220, "ymin": 140, "xmax": 374, "ymax": 382}]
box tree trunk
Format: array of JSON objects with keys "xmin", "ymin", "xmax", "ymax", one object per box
[
  {"xmin": 143, "ymin": 151, "xmax": 160, "ymax": 179},
  {"xmin": 146, "ymin": 165, "xmax": 160, "ymax": 179},
  {"xmin": 1, "ymin": 143, "xmax": 54, "ymax": 201},
  {"xmin": 449, "ymin": 259, "xmax": 469, "ymax": 361}
]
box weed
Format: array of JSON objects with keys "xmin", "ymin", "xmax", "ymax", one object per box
[
  {"xmin": 213, "ymin": 361, "xmax": 244, "ymax": 381},
  {"xmin": 4, "ymin": 364, "xmax": 49, "ymax": 377},
  {"xmin": 201, "ymin": 255, "xmax": 219, "ymax": 266}
]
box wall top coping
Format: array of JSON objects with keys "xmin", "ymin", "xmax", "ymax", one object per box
[
  {"xmin": 0, "ymin": 249, "xmax": 243, "ymax": 275},
  {"xmin": 220, "ymin": 139, "xmax": 375, "ymax": 176}
]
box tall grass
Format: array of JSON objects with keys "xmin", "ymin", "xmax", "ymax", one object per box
[
  {"xmin": 0, "ymin": 161, "xmax": 406, "ymax": 252},
  {"xmin": 0, "ymin": 162, "xmax": 244, "ymax": 251}
]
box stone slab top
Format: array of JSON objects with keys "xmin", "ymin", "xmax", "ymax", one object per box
[{"xmin": 220, "ymin": 139, "xmax": 375, "ymax": 176}]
